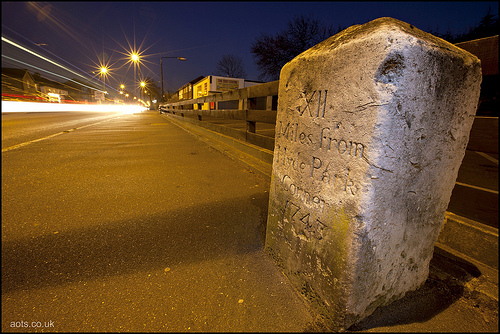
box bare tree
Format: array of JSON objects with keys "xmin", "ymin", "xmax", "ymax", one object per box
[
  {"xmin": 251, "ymin": 14, "xmax": 341, "ymax": 81},
  {"xmin": 428, "ymin": 8, "xmax": 498, "ymax": 43},
  {"xmin": 215, "ymin": 54, "xmax": 246, "ymax": 78}
]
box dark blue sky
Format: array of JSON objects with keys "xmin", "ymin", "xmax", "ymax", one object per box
[{"xmin": 2, "ymin": 1, "xmax": 498, "ymax": 96}]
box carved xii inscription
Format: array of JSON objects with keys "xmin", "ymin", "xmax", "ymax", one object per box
[{"xmin": 292, "ymin": 90, "xmax": 328, "ymax": 118}]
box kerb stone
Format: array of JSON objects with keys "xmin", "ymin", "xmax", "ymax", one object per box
[{"xmin": 265, "ymin": 17, "xmax": 482, "ymax": 330}]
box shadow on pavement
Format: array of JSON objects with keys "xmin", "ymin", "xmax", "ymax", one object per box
[
  {"xmin": 347, "ymin": 247, "xmax": 481, "ymax": 331},
  {"xmin": 1, "ymin": 192, "xmax": 270, "ymax": 294},
  {"xmin": 347, "ymin": 277, "xmax": 462, "ymax": 331}
]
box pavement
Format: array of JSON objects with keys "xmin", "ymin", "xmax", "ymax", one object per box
[{"xmin": 2, "ymin": 110, "xmax": 498, "ymax": 332}]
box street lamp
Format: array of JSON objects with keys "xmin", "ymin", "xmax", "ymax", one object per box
[
  {"xmin": 160, "ymin": 56, "xmax": 187, "ymax": 102},
  {"xmin": 100, "ymin": 66, "xmax": 108, "ymax": 90},
  {"xmin": 140, "ymin": 81, "xmax": 146, "ymax": 102},
  {"xmin": 131, "ymin": 53, "xmax": 141, "ymax": 103},
  {"xmin": 99, "ymin": 66, "xmax": 108, "ymax": 103},
  {"xmin": 119, "ymin": 84, "xmax": 125, "ymax": 101}
]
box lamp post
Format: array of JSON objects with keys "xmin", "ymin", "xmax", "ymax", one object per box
[
  {"xmin": 131, "ymin": 53, "xmax": 141, "ymax": 103},
  {"xmin": 119, "ymin": 84, "xmax": 126, "ymax": 103},
  {"xmin": 160, "ymin": 56, "xmax": 187, "ymax": 102},
  {"xmin": 140, "ymin": 81, "xmax": 146, "ymax": 103},
  {"xmin": 99, "ymin": 66, "xmax": 108, "ymax": 103}
]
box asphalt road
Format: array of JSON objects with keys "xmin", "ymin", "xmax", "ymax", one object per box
[
  {"xmin": 2, "ymin": 110, "xmax": 314, "ymax": 331},
  {"xmin": 2, "ymin": 110, "xmax": 497, "ymax": 332},
  {"xmin": 1, "ymin": 111, "xmax": 124, "ymax": 151}
]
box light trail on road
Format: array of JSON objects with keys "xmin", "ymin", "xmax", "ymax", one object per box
[
  {"xmin": 1, "ymin": 113, "xmax": 129, "ymax": 153},
  {"xmin": 1, "ymin": 100, "xmax": 146, "ymax": 113},
  {"xmin": 2, "ymin": 37, "xmax": 86, "ymax": 82}
]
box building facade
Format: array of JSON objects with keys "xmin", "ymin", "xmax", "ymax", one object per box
[
  {"xmin": 191, "ymin": 75, "xmax": 263, "ymax": 110},
  {"xmin": 2, "ymin": 68, "xmax": 38, "ymax": 100}
]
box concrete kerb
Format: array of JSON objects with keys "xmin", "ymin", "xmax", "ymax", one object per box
[
  {"xmin": 159, "ymin": 113, "xmax": 273, "ymax": 181},
  {"xmin": 431, "ymin": 242, "xmax": 499, "ymax": 312},
  {"xmin": 438, "ymin": 212, "xmax": 498, "ymax": 270},
  {"xmin": 158, "ymin": 111, "xmax": 498, "ymax": 319},
  {"xmin": 435, "ymin": 213, "xmax": 498, "ymax": 310}
]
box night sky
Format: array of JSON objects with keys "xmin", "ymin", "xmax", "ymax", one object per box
[{"xmin": 2, "ymin": 1, "xmax": 498, "ymax": 97}]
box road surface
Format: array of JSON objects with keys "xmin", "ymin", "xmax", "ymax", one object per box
[{"xmin": 1, "ymin": 109, "xmax": 497, "ymax": 332}]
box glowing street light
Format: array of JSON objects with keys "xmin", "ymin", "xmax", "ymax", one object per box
[
  {"xmin": 118, "ymin": 84, "xmax": 127, "ymax": 101},
  {"xmin": 99, "ymin": 66, "xmax": 108, "ymax": 97},
  {"xmin": 130, "ymin": 53, "xmax": 142, "ymax": 99},
  {"xmin": 160, "ymin": 56, "xmax": 187, "ymax": 102},
  {"xmin": 139, "ymin": 81, "xmax": 147, "ymax": 101}
]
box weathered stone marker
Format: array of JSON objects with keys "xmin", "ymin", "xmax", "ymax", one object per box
[{"xmin": 265, "ymin": 17, "xmax": 482, "ymax": 330}]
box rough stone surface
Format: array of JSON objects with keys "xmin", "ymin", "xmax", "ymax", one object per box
[{"xmin": 265, "ymin": 17, "xmax": 482, "ymax": 331}]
